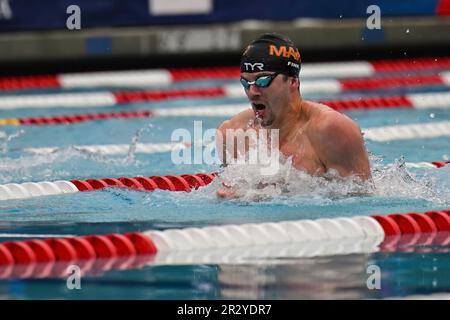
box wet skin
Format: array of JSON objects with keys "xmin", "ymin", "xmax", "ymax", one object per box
[{"xmin": 216, "ymin": 72, "xmax": 371, "ymax": 198}]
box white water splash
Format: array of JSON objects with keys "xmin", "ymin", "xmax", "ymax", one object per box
[
  {"xmin": 125, "ymin": 123, "xmax": 154, "ymax": 164},
  {"xmin": 371, "ymin": 156, "xmax": 447, "ymax": 204},
  {"xmin": 0, "ymin": 129, "xmax": 25, "ymax": 153},
  {"xmin": 0, "ymin": 124, "xmax": 159, "ymax": 183},
  {"xmin": 219, "ymin": 156, "xmax": 368, "ymax": 202},
  {"xmin": 217, "ymin": 153, "xmax": 449, "ymax": 205}
]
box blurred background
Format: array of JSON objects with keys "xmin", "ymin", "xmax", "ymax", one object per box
[{"xmin": 0, "ymin": 0, "xmax": 449, "ymax": 76}]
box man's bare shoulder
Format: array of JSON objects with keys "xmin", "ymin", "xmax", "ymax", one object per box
[
  {"xmin": 217, "ymin": 108, "xmax": 254, "ymax": 131},
  {"xmin": 304, "ymin": 100, "xmax": 371, "ymax": 180},
  {"xmin": 306, "ymin": 101, "xmax": 361, "ymax": 139}
]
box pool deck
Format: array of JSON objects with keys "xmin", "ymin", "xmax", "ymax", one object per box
[{"xmin": 0, "ymin": 17, "xmax": 450, "ymax": 64}]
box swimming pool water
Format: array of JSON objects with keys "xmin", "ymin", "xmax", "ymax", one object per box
[{"xmin": 0, "ymin": 67, "xmax": 449, "ymax": 299}]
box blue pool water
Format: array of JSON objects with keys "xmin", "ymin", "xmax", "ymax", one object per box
[{"xmin": 0, "ymin": 68, "xmax": 449, "ymax": 299}]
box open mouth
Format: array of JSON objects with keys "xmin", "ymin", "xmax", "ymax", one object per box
[
  {"xmin": 253, "ymin": 103, "xmax": 266, "ymax": 111},
  {"xmin": 253, "ymin": 103, "xmax": 267, "ymax": 119}
]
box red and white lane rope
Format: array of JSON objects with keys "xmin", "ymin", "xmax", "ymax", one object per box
[
  {"xmin": 0, "ymin": 172, "xmax": 217, "ymax": 201},
  {"xmin": 2, "ymin": 88, "xmax": 450, "ymax": 110},
  {"xmin": 2, "ymin": 72, "xmax": 450, "ymax": 110},
  {"xmin": 2, "ymin": 109, "xmax": 449, "ymax": 143},
  {"xmin": 1, "ymin": 160, "xmax": 449, "ymax": 201},
  {"xmin": 0, "ymin": 209, "xmax": 449, "ymax": 279},
  {"xmin": 1, "ymin": 57, "xmax": 450, "ymax": 91},
  {"xmin": 405, "ymin": 161, "xmax": 450, "ymax": 168},
  {"xmin": 1, "ymin": 94, "xmax": 450, "ymax": 126},
  {"xmin": 364, "ymin": 121, "xmax": 450, "ymax": 142}
]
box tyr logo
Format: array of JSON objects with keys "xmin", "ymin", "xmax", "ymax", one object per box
[{"xmin": 244, "ymin": 62, "xmax": 264, "ymax": 71}]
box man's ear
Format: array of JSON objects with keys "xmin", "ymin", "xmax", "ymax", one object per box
[{"xmin": 291, "ymin": 77, "xmax": 300, "ymax": 89}]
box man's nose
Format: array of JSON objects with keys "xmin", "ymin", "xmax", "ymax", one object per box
[{"xmin": 246, "ymin": 84, "xmax": 261, "ymax": 98}]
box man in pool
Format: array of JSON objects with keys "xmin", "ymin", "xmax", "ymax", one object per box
[{"xmin": 216, "ymin": 33, "xmax": 371, "ymax": 198}]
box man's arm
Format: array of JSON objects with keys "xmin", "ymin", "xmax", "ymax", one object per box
[
  {"xmin": 311, "ymin": 113, "xmax": 371, "ymax": 181},
  {"xmin": 215, "ymin": 109, "xmax": 254, "ymax": 198},
  {"xmin": 216, "ymin": 108, "xmax": 254, "ymax": 166}
]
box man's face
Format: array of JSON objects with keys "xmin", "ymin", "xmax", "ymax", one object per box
[{"xmin": 240, "ymin": 71, "xmax": 290, "ymax": 127}]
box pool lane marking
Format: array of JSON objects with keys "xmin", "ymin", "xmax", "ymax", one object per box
[
  {"xmin": 2, "ymin": 56, "xmax": 450, "ymax": 91},
  {"xmin": 2, "ymin": 105, "xmax": 449, "ymax": 142},
  {"xmin": 0, "ymin": 210, "xmax": 449, "ymax": 276},
  {"xmin": 364, "ymin": 121, "xmax": 450, "ymax": 142},
  {"xmin": 0, "ymin": 161, "xmax": 448, "ymax": 202},
  {"xmin": 1, "ymin": 92, "xmax": 450, "ymax": 125},
  {"xmin": 0, "ymin": 173, "xmax": 218, "ymax": 201},
  {"xmin": 0, "ymin": 118, "xmax": 20, "ymax": 125},
  {"xmin": 2, "ymin": 87, "xmax": 450, "ymax": 110}
]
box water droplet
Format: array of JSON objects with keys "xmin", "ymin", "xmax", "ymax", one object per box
[
  {"xmin": 126, "ymin": 123, "xmax": 154, "ymax": 163},
  {"xmin": 443, "ymin": 154, "xmax": 449, "ymax": 161},
  {"xmin": 429, "ymin": 113, "xmax": 435, "ymax": 119},
  {"xmin": 406, "ymin": 29, "xmax": 410, "ymax": 33},
  {"xmin": 0, "ymin": 129, "xmax": 25, "ymax": 153},
  {"xmin": 339, "ymin": 14, "xmax": 343, "ymax": 18}
]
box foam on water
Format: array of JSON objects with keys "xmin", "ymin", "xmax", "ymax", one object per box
[
  {"xmin": 0, "ymin": 129, "xmax": 25, "ymax": 153},
  {"xmin": 215, "ymin": 153, "xmax": 449, "ymax": 206},
  {"xmin": 0, "ymin": 125, "xmax": 158, "ymax": 183},
  {"xmin": 1, "ymin": 127, "xmax": 448, "ymax": 207}
]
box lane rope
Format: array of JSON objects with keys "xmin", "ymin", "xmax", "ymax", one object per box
[
  {"xmin": 2, "ymin": 89, "xmax": 450, "ymax": 110},
  {"xmin": 0, "ymin": 172, "xmax": 218, "ymax": 201},
  {"xmin": 1, "ymin": 94, "xmax": 450, "ymax": 126},
  {"xmin": 2, "ymin": 73, "xmax": 450, "ymax": 110},
  {"xmin": 1, "ymin": 57, "xmax": 450, "ymax": 91},
  {"xmin": 364, "ymin": 121, "xmax": 450, "ymax": 142},
  {"xmin": 0, "ymin": 160, "xmax": 448, "ymax": 201},
  {"xmin": 1, "ymin": 209, "xmax": 449, "ymax": 279}
]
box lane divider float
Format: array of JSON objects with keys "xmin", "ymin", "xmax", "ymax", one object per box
[
  {"xmin": 2, "ymin": 93, "xmax": 450, "ymax": 126},
  {"xmin": 364, "ymin": 121, "xmax": 450, "ymax": 142},
  {"xmin": 0, "ymin": 209, "xmax": 449, "ymax": 279},
  {"xmin": 1, "ymin": 160, "xmax": 448, "ymax": 201},
  {"xmin": 405, "ymin": 160, "xmax": 450, "ymax": 168},
  {"xmin": 0, "ymin": 172, "xmax": 217, "ymax": 201},
  {"xmin": 1, "ymin": 57, "xmax": 450, "ymax": 91},
  {"xmin": 2, "ymin": 73, "xmax": 450, "ymax": 110},
  {"xmin": 2, "ymin": 108, "xmax": 449, "ymax": 143},
  {"xmin": 2, "ymin": 88, "xmax": 450, "ymax": 110}
]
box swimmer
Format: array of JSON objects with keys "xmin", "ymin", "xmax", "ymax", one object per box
[{"xmin": 216, "ymin": 33, "xmax": 371, "ymax": 198}]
